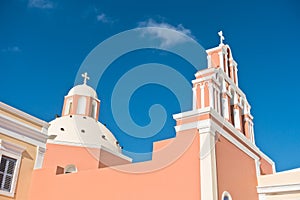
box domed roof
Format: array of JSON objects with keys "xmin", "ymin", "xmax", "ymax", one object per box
[
  {"xmin": 67, "ymin": 84, "xmax": 98, "ymax": 98},
  {"xmin": 47, "ymin": 115, "xmax": 121, "ymax": 153}
]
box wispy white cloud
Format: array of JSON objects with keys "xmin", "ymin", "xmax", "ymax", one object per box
[
  {"xmin": 28, "ymin": 0, "xmax": 54, "ymax": 9},
  {"xmin": 96, "ymin": 13, "xmax": 115, "ymax": 24},
  {"xmin": 1, "ymin": 46, "xmax": 22, "ymax": 53},
  {"xmin": 138, "ymin": 19, "xmax": 194, "ymax": 48}
]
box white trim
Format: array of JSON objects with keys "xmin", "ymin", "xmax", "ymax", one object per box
[
  {"xmin": 200, "ymin": 129, "xmax": 218, "ymax": 200},
  {"xmin": 209, "ymin": 83, "xmax": 214, "ymax": 108},
  {"xmin": 206, "ymin": 46, "xmax": 222, "ymax": 53},
  {"xmin": 0, "ymin": 113, "xmax": 48, "ymax": 147},
  {"xmin": 174, "ymin": 121, "xmax": 199, "ymax": 133},
  {"xmin": 218, "ymin": 51, "xmax": 225, "ymax": 71},
  {"xmin": 0, "ymin": 139, "xmax": 25, "ymax": 155},
  {"xmin": 214, "ymin": 87, "xmax": 217, "ymax": 111},
  {"xmin": 234, "ymin": 64, "xmax": 239, "ymax": 86},
  {"xmin": 0, "ymin": 127, "xmax": 46, "ymax": 149},
  {"xmin": 192, "ymin": 74, "xmax": 221, "ymax": 87},
  {"xmin": 272, "ymin": 162, "xmax": 276, "ymax": 173},
  {"xmin": 217, "ymin": 90, "xmax": 221, "ymax": 115},
  {"xmin": 192, "ymin": 86, "xmax": 197, "ymax": 110},
  {"xmin": 222, "ymin": 96, "xmax": 229, "ymax": 120},
  {"xmin": 257, "ymin": 183, "xmax": 300, "ymax": 194},
  {"xmin": 255, "ymin": 159, "xmax": 261, "ymax": 176},
  {"xmin": 0, "ymin": 102, "xmax": 49, "ymax": 128},
  {"xmin": 194, "ymin": 67, "xmax": 215, "ymax": 78},
  {"xmin": 233, "ymin": 107, "xmax": 241, "ymax": 130},
  {"xmin": 207, "ymin": 55, "xmax": 212, "ymax": 68},
  {"xmin": 224, "ymin": 51, "xmax": 229, "ymax": 76},
  {"xmin": 173, "ymin": 107, "xmax": 211, "ymax": 119},
  {"xmin": 34, "ymin": 146, "xmax": 46, "ymax": 169}
]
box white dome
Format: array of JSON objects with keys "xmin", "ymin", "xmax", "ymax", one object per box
[
  {"xmin": 67, "ymin": 84, "xmax": 97, "ymax": 98},
  {"xmin": 47, "ymin": 115, "xmax": 121, "ymax": 153}
]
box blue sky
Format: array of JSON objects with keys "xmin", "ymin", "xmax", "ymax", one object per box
[{"xmin": 0, "ymin": 0, "xmax": 299, "ymax": 171}]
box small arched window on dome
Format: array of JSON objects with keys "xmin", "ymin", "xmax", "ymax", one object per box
[
  {"xmin": 222, "ymin": 191, "xmax": 232, "ymax": 200},
  {"xmin": 64, "ymin": 164, "xmax": 77, "ymax": 174},
  {"xmin": 77, "ymin": 96, "xmax": 87, "ymax": 115},
  {"xmin": 64, "ymin": 98, "xmax": 73, "ymax": 115},
  {"xmin": 91, "ymin": 100, "xmax": 97, "ymax": 119}
]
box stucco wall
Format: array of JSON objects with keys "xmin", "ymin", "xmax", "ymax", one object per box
[
  {"xmin": 216, "ymin": 135, "xmax": 259, "ymax": 200},
  {"xmin": 29, "ymin": 131, "xmax": 201, "ymax": 200}
]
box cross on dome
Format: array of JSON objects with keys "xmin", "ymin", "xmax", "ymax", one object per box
[
  {"xmin": 81, "ymin": 72, "xmax": 90, "ymax": 85},
  {"xmin": 218, "ymin": 31, "xmax": 225, "ymax": 45}
]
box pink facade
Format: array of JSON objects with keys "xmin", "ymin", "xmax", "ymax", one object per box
[
  {"xmin": 28, "ymin": 38, "xmax": 275, "ymax": 200},
  {"xmin": 29, "ymin": 131, "xmax": 201, "ymax": 200}
]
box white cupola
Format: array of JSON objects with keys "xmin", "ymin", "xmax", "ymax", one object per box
[
  {"xmin": 47, "ymin": 72, "xmax": 131, "ymax": 159},
  {"xmin": 61, "ymin": 72, "xmax": 100, "ymax": 121}
]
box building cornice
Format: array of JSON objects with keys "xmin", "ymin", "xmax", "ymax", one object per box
[
  {"xmin": 0, "ymin": 102, "xmax": 49, "ymax": 128},
  {"xmin": 0, "ymin": 139, "xmax": 26, "ymax": 154},
  {"xmin": 0, "ymin": 113, "xmax": 48, "ymax": 148},
  {"xmin": 257, "ymin": 183, "xmax": 300, "ymax": 194}
]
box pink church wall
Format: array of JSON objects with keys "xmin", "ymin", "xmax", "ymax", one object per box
[
  {"xmin": 260, "ymin": 157, "xmax": 274, "ymax": 175},
  {"xmin": 216, "ymin": 135, "xmax": 259, "ymax": 200},
  {"xmin": 210, "ymin": 52, "xmax": 220, "ymax": 68},
  {"xmin": 29, "ymin": 131, "xmax": 201, "ymax": 200},
  {"xmin": 43, "ymin": 144, "xmax": 100, "ymax": 170},
  {"xmin": 43, "ymin": 144, "xmax": 131, "ymax": 171}
]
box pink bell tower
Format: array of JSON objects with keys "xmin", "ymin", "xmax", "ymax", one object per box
[
  {"xmin": 193, "ymin": 30, "xmax": 255, "ymax": 141},
  {"xmin": 173, "ymin": 31, "xmax": 274, "ymax": 200}
]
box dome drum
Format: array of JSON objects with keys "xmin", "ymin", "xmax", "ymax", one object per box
[{"xmin": 62, "ymin": 92, "xmax": 100, "ymax": 121}]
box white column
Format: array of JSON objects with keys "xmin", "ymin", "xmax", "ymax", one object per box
[
  {"xmin": 221, "ymin": 79, "xmax": 228, "ymax": 119},
  {"xmin": 234, "ymin": 64, "xmax": 239, "ymax": 86},
  {"xmin": 34, "ymin": 146, "xmax": 46, "ymax": 169},
  {"xmin": 250, "ymin": 122, "xmax": 255, "ymax": 143},
  {"xmin": 222, "ymin": 95, "xmax": 229, "ymax": 120},
  {"xmin": 200, "ymin": 85, "xmax": 205, "ymax": 108},
  {"xmin": 217, "ymin": 91, "xmax": 221, "ymax": 114},
  {"xmin": 232, "ymin": 92, "xmax": 240, "ymax": 128},
  {"xmin": 214, "ymin": 87, "xmax": 217, "ymax": 111},
  {"xmin": 192, "ymin": 86, "xmax": 197, "ymax": 110},
  {"xmin": 224, "ymin": 51, "xmax": 229, "ymax": 76},
  {"xmin": 255, "ymin": 159, "xmax": 261, "ymax": 176},
  {"xmin": 218, "ymin": 51, "xmax": 224, "ymax": 71},
  {"xmin": 209, "ymin": 83, "xmax": 214, "ymax": 109},
  {"xmin": 207, "ymin": 55, "xmax": 212, "ymax": 68},
  {"xmin": 233, "ymin": 106, "xmax": 241, "ymax": 130},
  {"xmin": 200, "ymin": 129, "xmax": 218, "ymax": 200}
]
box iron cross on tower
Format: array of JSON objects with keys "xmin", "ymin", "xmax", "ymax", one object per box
[
  {"xmin": 218, "ymin": 31, "xmax": 225, "ymax": 45},
  {"xmin": 81, "ymin": 72, "xmax": 90, "ymax": 85}
]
